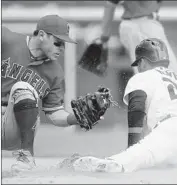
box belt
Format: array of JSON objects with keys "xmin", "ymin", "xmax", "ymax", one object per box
[
  {"xmin": 122, "ymin": 12, "xmax": 159, "ymax": 21},
  {"xmin": 159, "ymin": 114, "xmax": 172, "ymax": 123},
  {"xmin": 1, "ymin": 101, "xmax": 8, "ymax": 106},
  {"xmin": 154, "ymin": 114, "xmax": 173, "ymax": 129}
]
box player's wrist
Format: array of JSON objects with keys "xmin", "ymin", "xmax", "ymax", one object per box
[
  {"xmin": 67, "ymin": 113, "xmax": 78, "ymax": 126},
  {"xmin": 100, "ymin": 35, "xmax": 110, "ymax": 43},
  {"xmin": 93, "ymin": 36, "xmax": 109, "ymax": 45}
]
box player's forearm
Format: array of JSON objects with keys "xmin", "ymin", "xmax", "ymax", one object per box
[
  {"xmin": 46, "ymin": 109, "xmax": 78, "ymax": 127},
  {"xmin": 127, "ymin": 90, "xmax": 147, "ymax": 148},
  {"xmin": 128, "ymin": 111, "xmax": 147, "ymax": 147},
  {"xmin": 101, "ymin": 1, "xmax": 117, "ymax": 38}
]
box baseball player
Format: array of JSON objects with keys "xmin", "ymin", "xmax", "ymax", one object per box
[
  {"xmin": 99, "ymin": 0, "xmax": 177, "ymax": 74},
  {"xmin": 59, "ymin": 38, "xmax": 177, "ymax": 172},
  {"xmin": 1, "ymin": 14, "xmax": 85, "ymax": 172}
]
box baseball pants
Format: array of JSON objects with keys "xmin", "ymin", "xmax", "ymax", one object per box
[
  {"xmin": 119, "ymin": 16, "xmax": 177, "ymax": 74},
  {"xmin": 1, "ymin": 81, "xmax": 40, "ymax": 150},
  {"xmin": 109, "ymin": 116, "xmax": 177, "ymax": 172}
]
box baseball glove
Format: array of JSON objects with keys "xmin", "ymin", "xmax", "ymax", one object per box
[
  {"xmin": 71, "ymin": 86, "xmax": 118, "ymax": 131},
  {"xmin": 78, "ymin": 38, "xmax": 108, "ymax": 77}
]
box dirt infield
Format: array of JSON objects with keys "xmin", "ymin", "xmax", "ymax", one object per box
[
  {"xmin": 2, "ymin": 124, "xmax": 128, "ymax": 158},
  {"xmin": 2, "ymin": 125, "xmax": 177, "ymax": 184},
  {"xmin": 2, "ymin": 157, "xmax": 177, "ymax": 184}
]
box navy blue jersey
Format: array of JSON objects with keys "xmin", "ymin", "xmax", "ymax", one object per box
[{"xmin": 2, "ymin": 26, "xmax": 65, "ymax": 110}]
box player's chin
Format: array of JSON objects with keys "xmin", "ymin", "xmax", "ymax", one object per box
[{"xmin": 50, "ymin": 54, "xmax": 60, "ymax": 61}]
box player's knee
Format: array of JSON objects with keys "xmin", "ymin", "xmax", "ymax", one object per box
[
  {"xmin": 11, "ymin": 81, "xmax": 39, "ymax": 104},
  {"xmin": 14, "ymin": 98, "xmax": 39, "ymax": 130},
  {"xmin": 14, "ymin": 98, "xmax": 38, "ymax": 112},
  {"xmin": 12, "ymin": 83, "xmax": 40, "ymax": 132},
  {"xmin": 13, "ymin": 86, "xmax": 39, "ymax": 120}
]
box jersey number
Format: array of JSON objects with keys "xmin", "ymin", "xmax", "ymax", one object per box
[{"xmin": 163, "ymin": 77, "xmax": 177, "ymax": 100}]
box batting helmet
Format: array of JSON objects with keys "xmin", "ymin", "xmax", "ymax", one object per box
[{"xmin": 132, "ymin": 38, "xmax": 169, "ymax": 66}]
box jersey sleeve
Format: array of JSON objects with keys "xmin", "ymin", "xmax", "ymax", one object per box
[{"xmin": 123, "ymin": 72, "xmax": 154, "ymax": 105}]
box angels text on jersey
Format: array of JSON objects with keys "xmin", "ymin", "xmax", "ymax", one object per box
[{"xmin": 2, "ymin": 57, "xmax": 50, "ymax": 99}]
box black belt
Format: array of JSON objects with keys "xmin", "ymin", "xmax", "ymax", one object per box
[
  {"xmin": 122, "ymin": 13, "xmax": 159, "ymax": 21},
  {"xmin": 1, "ymin": 102, "xmax": 8, "ymax": 106}
]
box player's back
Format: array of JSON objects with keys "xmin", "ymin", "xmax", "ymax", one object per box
[
  {"xmin": 2, "ymin": 26, "xmax": 26, "ymax": 51},
  {"xmin": 143, "ymin": 67, "xmax": 177, "ymax": 129},
  {"xmin": 123, "ymin": 66, "xmax": 177, "ymax": 130},
  {"xmin": 2, "ymin": 27, "xmax": 29, "ymax": 96}
]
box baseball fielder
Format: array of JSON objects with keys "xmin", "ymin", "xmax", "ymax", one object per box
[
  {"xmin": 1, "ymin": 14, "xmax": 84, "ymax": 172},
  {"xmin": 100, "ymin": 0, "xmax": 177, "ymax": 74},
  {"xmin": 59, "ymin": 38, "xmax": 177, "ymax": 172}
]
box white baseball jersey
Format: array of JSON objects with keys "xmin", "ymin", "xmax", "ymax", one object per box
[{"xmin": 123, "ymin": 67, "xmax": 177, "ymax": 130}]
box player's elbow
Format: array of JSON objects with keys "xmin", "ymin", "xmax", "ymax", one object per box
[{"xmin": 127, "ymin": 90, "xmax": 147, "ymax": 147}]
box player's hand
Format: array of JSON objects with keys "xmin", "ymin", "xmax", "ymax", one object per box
[
  {"xmin": 70, "ymin": 86, "xmax": 118, "ymax": 131},
  {"xmin": 78, "ymin": 37, "xmax": 109, "ymax": 77},
  {"xmin": 94, "ymin": 35, "xmax": 109, "ymax": 46}
]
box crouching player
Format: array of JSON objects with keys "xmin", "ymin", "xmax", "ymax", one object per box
[
  {"xmin": 61, "ymin": 38, "xmax": 177, "ymax": 172},
  {"xmin": 1, "ymin": 15, "xmax": 82, "ymax": 172}
]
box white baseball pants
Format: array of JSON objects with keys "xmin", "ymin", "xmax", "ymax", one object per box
[
  {"xmin": 109, "ymin": 116, "xmax": 177, "ymax": 172},
  {"xmin": 1, "ymin": 81, "xmax": 40, "ymax": 150}
]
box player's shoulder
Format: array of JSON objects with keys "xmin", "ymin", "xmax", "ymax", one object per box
[
  {"xmin": 2, "ymin": 26, "xmax": 11, "ymax": 33},
  {"xmin": 2, "ymin": 26, "xmax": 15, "ymax": 38},
  {"xmin": 2, "ymin": 26, "xmax": 26, "ymax": 45},
  {"xmin": 126, "ymin": 69, "xmax": 162, "ymax": 91},
  {"xmin": 128, "ymin": 69, "xmax": 156, "ymax": 85},
  {"xmin": 2, "ymin": 26, "xmax": 12, "ymax": 42},
  {"xmin": 123, "ymin": 69, "xmax": 158, "ymax": 105}
]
